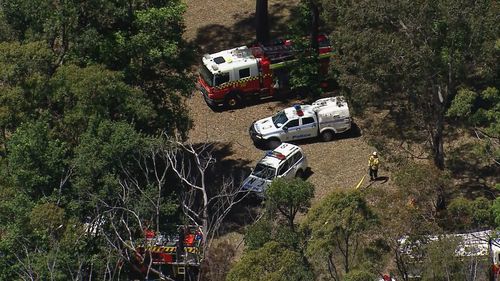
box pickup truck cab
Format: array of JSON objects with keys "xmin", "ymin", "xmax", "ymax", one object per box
[
  {"xmin": 241, "ymin": 143, "xmax": 308, "ymax": 194},
  {"xmin": 249, "ymin": 97, "xmax": 352, "ymax": 148}
]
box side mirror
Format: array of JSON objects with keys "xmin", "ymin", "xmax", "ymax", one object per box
[{"xmin": 282, "ymin": 126, "xmax": 288, "ymax": 131}]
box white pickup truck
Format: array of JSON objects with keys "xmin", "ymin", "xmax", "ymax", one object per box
[
  {"xmin": 249, "ymin": 97, "xmax": 352, "ymax": 148},
  {"xmin": 241, "ymin": 143, "xmax": 308, "ymax": 194}
]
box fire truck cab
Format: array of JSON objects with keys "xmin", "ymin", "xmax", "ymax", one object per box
[
  {"xmin": 199, "ymin": 45, "xmax": 273, "ymax": 108},
  {"xmin": 198, "ymin": 35, "xmax": 332, "ymax": 109}
]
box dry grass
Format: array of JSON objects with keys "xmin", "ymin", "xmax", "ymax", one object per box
[
  {"xmin": 183, "ymin": 0, "xmax": 394, "ymax": 206},
  {"xmin": 184, "ymin": 0, "xmax": 300, "ymax": 54},
  {"xmin": 182, "ymin": 0, "xmax": 396, "ymax": 260},
  {"xmin": 180, "ymin": 1, "xmax": 498, "ymax": 276}
]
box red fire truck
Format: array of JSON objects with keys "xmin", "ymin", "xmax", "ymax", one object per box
[
  {"xmin": 197, "ymin": 35, "xmax": 332, "ymax": 109},
  {"xmin": 128, "ymin": 225, "xmax": 203, "ymax": 281}
]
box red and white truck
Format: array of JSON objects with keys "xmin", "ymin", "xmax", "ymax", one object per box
[{"xmin": 197, "ymin": 35, "xmax": 332, "ymax": 108}]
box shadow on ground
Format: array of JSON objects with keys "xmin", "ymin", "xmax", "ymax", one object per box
[
  {"xmin": 191, "ymin": 2, "xmax": 300, "ymax": 54},
  {"xmin": 446, "ymin": 142, "xmax": 500, "ymax": 200},
  {"xmin": 364, "ymin": 176, "xmax": 390, "ymax": 190},
  {"xmin": 183, "ymin": 141, "xmax": 264, "ymax": 236},
  {"xmin": 251, "ymin": 122, "xmax": 363, "ymax": 151}
]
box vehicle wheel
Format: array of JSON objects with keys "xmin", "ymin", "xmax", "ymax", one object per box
[
  {"xmin": 267, "ymin": 139, "xmax": 281, "ymax": 149},
  {"xmin": 321, "ymin": 130, "xmax": 335, "ymax": 142},
  {"xmin": 224, "ymin": 94, "xmax": 241, "ymax": 109},
  {"xmin": 295, "ymin": 169, "xmax": 304, "ymax": 179}
]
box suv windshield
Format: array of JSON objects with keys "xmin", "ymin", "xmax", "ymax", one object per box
[
  {"xmin": 199, "ymin": 64, "xmax": 214, "ymax": 87},
  {"xmin": 272, "ymin": 111, "xmax": 288, "ymax": 127},
  {"xmin": 252, "ymin": 163, "xmax": 276, "ymax": 180}
]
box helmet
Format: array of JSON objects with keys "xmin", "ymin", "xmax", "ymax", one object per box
[{"xmin": 372, "ymin": 151, "xmax": 377, "ymax": 156}]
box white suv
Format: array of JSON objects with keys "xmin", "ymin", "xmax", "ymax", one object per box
[{"xmin": 242, "ymin": 143, "xmax": 308, "ymax": 194}]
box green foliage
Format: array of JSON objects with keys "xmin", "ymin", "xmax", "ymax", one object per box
[
  {"xmin": 471, "ymin": 197, "xmax": 494, "ymax": 227},
  {"xmin": 226, "ymin": 241, "xmax": 313, "ymax": 281},
  {"xmin": 273, "ymin": 226, "xmax": 303, "ymax": 251},
  {"xmin": 266, "ymin": 178, "xmax": 314, "ymax": 230},
  {"xmin": 494, "ymin": 181, "xmax": 500, "ymax": 227},
  {"xmin": 289, "ymin": 55, "xmax": 322, "ymax": 99},
  {"xmin": 72, "ymin": 119, "xmax": 145, "ymax": 211},
  {"xmin": 0, "ymin": 41, "xmax": 54, "ymax": 134},
  {"xmin": 130, "ymin": 5, "xmax": 186, "ymax": 65},
  {"xmin": 447, "ymin": 87, "xmax": 500, "ymax": 162},
  {"xmin": 244, "ymin": 217, "xmax": 304, "ymax": 252},
  {"xmin": 244, "ymin": 218, "xmax": 273, "ymax": 250},
  {"xmin": 0, "ymin": 0, "xmax": 192, "ymax": 279},
  {"xmin": 125, "ymin": 3, "xmax": 194, "ymax": 137},
  {"xmin": 0, "ymin": 0, "xmax": 194, "ymax": 138},
  {"xmin": 29, "ymin": 202, "xmax": 65, "ymax": 238},
  {"xmin": 7, "ymin": 120, "xmax": 68, "ymax": 199},
  {"xmin": 448, "ymin": 196, "xmax": 494, "ymax": 231},
  {"xmin": 393, "ymin": 161, "xmax": 448, "ymax": 214},
  {"xmin": 323, "ymin": 0, "xmax": 499, "ymax": 168},
  {"xmin": 285, "ymin": 1, "xmax": 326, "ymax": 100},
  {"xmin": 421, "ymin": 237, "xmax": 464, "ymax": 281},
  {"xmin": 48, "ymin": 64, "xmax": 155, "ymax": 142},
  {"xmin": 343, "ymin": 269, "xmax": 377, "ymax": 281},
  {"xmin": 447, "ymin": 88, "xmax": 478, "ymax": 118},
  {"xmin": 304, "ymin": 191, "xmax": 377, "ymax": 279},
  {"xmin": 0, "ymin": 8, "xmax": 15, "ymax": 41},
  {"xmin": 0, "ymin": 186, "xmax": 31, "ymax": 279}
]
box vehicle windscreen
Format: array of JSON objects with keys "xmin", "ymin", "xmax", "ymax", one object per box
[
  {"xmin": 272, "ymin": 111, "xmax": 288, "ymax": 127},
  {"xmin": 199, "ymin": 64, "xmax": 214, "ymax": 87},
  {"xmin": 252, "ymin": 163, "xmax": 276, "ymax": 180}
]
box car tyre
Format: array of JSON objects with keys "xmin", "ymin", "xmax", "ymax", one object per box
[
  {"xmin": 224, "ymin": 93, "xmax": 242, "ymax": 109},
  {"xmin": 295, "ymin": 169, "xmax": 304, "ymax": 179},
  {"xmin": 321, "ymin": 130, "xmax": 335, "ymax": 142}
]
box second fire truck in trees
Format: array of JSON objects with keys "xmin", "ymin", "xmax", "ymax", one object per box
[{"xmin": 197, "ymin": 36, "xmax": 332, "ymax": 109}]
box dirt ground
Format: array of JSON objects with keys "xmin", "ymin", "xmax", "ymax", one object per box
[
  {"xmin": 183, "ymin": 0, "xmax": 387, "ymax": 202},
  {"xmin": 182, "ymin": 0, "xmax": 393, "ymax": 253},
  {"xmin": 179, "ymin": 1, "xmax": 499, "ymax": 276},
  {"xmin": 184, "ymin": 0, "xmax": 301, "ymax": 54}
]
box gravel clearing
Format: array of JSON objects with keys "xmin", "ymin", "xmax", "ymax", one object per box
[
  {"xmin": 183, "ymin": 0, "xmax": 392, "ymax": 204},
  {"xmin": 186, "ymin": 92, "xmax": 383, "ymax": 203},
  {"xmin": 181, "ymin": 0, "xmax": 396, "ymax": 260}
]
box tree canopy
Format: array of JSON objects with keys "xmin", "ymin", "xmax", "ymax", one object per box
[
  {"xmin": 323, "ymin": 0, "xmax": 499, "ymax": 169},
  {"xmin": 226, "ymin": 241, "xmax": 313, "ymax": 281},
  {"xmin": 304, "ymin": 191, "xmax": 378, "ymax": 280},
  {"xmin": 0, "ymin": 0, "xmax": 194, "ymax": 279}
]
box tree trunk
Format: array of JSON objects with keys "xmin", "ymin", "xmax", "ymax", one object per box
[
  {"xmin": 310, "ymin": 0, "xmax": 319, "ymax": 54},
  {"xmin": 432, "ymin": 85, "xmax": 447, "ymax": 210},
  {"xmin": 344, "ymin": 234, "xmax": 350, "ymax": 273},
  {"xmin": 255, "ymin": 0, "xmax": 269, "ymax": 45},
  {"xmin": 289, "ymin": 209, "xmax": 295, "ymax": 232},
  {"xmin": 433, "ymin": 110, "xmax": 445, "ymax": 170}
]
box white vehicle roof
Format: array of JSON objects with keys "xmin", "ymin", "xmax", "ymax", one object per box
[
  {"xmin": 399, "ymin": 230, "xmax": 500, "ymax": 258},
  {"xmin": 202, "ymin": 46, "xmax": 258, "ymax": 74},
  {"xmin": 282, "ymin": 104, "xmax": 316, "ymax": 120},
  {"xmin": 280, "ymin": 97, "xmax": 350, "ymax": 121},
  {"xmin": 312, "ymin": 96, "xmax": 350, "ymax": 118},
  {"xmin": 259, "ymin": 143, "xmax": 302, "ymax": 168}
]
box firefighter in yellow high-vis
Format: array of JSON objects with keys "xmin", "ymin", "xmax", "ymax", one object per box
[{"xmin": 368, "ymin": 151, "xmax": 379, "ymax": 181}]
